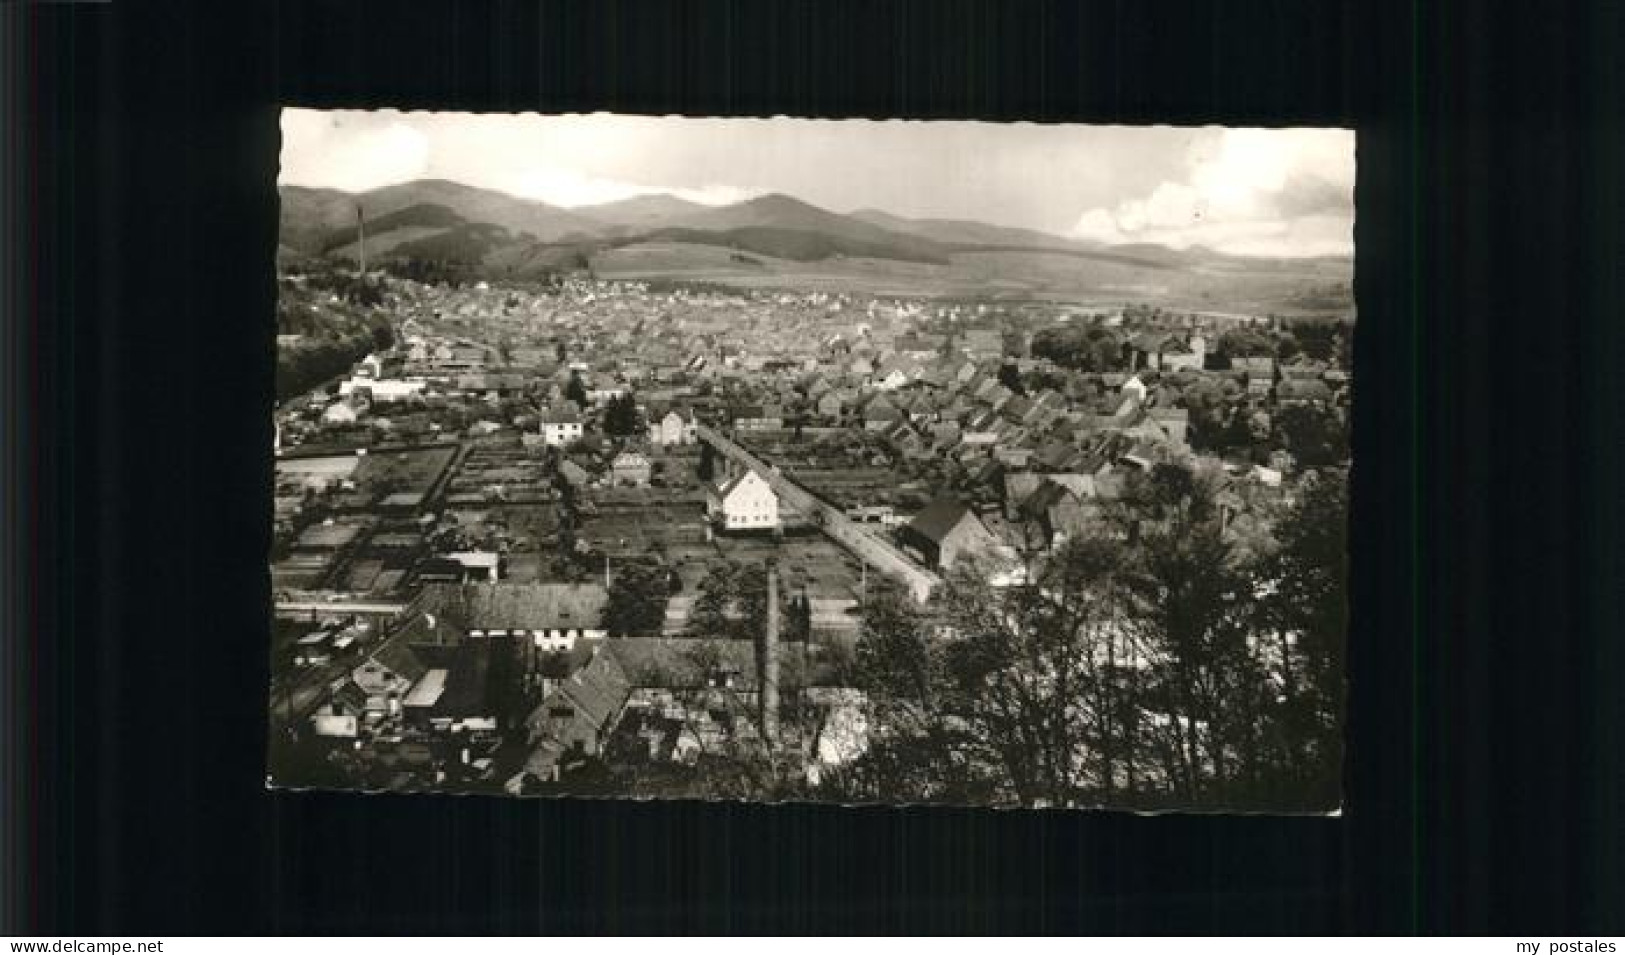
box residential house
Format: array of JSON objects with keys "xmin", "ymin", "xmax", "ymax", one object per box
[
  {"xmin": 1236, "ymin": 355, "xmax": 1277, "ymax": 395},
  {"xmin": 815, "ymin": 389, "xmax": 846, "ymax": 421},
  {"xmin": 705, "ymin": 469, "xmax": 780, "ymax": 532},
  {"xmin": 899, "ymin": 497, "xmax": 1008, "ymax": 572},
  {"xmin": 418, "ymin": 551, "xmax": 501, "ymax": 584},
  {"xmin": 873, "ymin": 359, "xmax": 913, "ymax": 391},
  {"xmin": 431, "ymin": 581, "xmax": 612, "ymax": 651},
  {"xmin": 520, "ymin": 643, "xmax": 633, "ymax": 781},
  {"xmin": 1017, "ymin": 479, "xmax": 1100, "ymax": 551},
  {"xmin": 339, "ymin": 378, "xmax": 428, "ymax": 404},
  {"xmin": 1146, "ymin": 407, "xmax": 1191, "ymax": 446},
  {"xmin": 733, "ymin": 405, "xmax": 784, "ymax": 431},
  {"xmin": 649, "ymin": 409, "xmax": 695, "ymax": 446},
  {"xmin": 1003, "ymin": 472, "xmax": 1045, "ymax": 518},
  {"xmin": 539, "ymin": 404, "xmax": 584, "ymax": 447},
  {"xmin": 321, "ymin": 399, "xmax": 360, "ymax": 425},
  {"xmin": 1159, "ymin": 334, "xmax": 1207, "ymax": 372},
  {"xmin": 610, "ymin": 450, "xmax": 653, "ymax": 487}
]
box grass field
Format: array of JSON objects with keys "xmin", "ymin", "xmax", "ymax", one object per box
[{"xmin": 590, "ymin": 240, "xmax": 1354, "ymax": 315}]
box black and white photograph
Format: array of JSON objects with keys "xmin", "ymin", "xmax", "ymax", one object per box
[{"xmin": 268, "ymin": 110, "xmax": 1354, "ymax": 812}]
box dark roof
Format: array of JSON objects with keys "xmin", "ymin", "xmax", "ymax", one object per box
[
  {"xmin": 367, "ymin": 619, "xmax": 435, "ymax": 683},
  {"xmin": 527, "ymin": 645, "xmax": 631, "ymax": 735},
  {"xmin": 535, "ymin": 641, "xmax": 599, "ymax": 680},
  {"xmin": 422, "ymin": 582, "xmax": 610, "ymax": 631},
  {"xmin": 864, "ymin": 404, "xmax": 904, "ymax": 424},
  {"xmin": 712, "ymin": 468, "xmax": 770, "ymax": 502},
  {"xmin": 429, "ymin": 641, "xmax": 496, "ymax": 719},
  {"xmin": 907, "ymin": 497, "xmax": 977, "ymax": 545},
  {"xmin": 1004, "ymin": 472, "xmax": 1044, "ymax": 507},
  {"xmin": 1020, "ymin": 480, "xmax": 1081, "ymax": 518}
]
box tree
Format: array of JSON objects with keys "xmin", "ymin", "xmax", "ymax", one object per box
[
  {"xmin": 837, "ymin": 540, "xmax": 1141, "ymax": 808},
  {"xmin": 1182, "ymin": 378, "xmax": 1239, "ymax": 453},
  {"xmin": 1031, "ymin": 326, "xmax": 1125, "ymax": 372},
  {"xmin": 1251, "ymin": 468, "xmax": 1347, "ymax": 806},
  {"xmin": 1282, "ymin": 320, "xmax": 1343, "ymax": 365},
  {"xmin": 686, "ymin": 562, "xmax": 811, "ymax": 644},
  {"xmin": 697, "ymin": 442, "xmax": 717, "ymax": 482},
  {"xmin": 1122, "ymin": 521, "xmax": 1263, "ymax": 805},
  {"xmin": 835, "ymin": 588, "xmax": 1000, "ymax": 805},
  {"xmin": 603, "ymin": 393, "xmax": 642, "ymax": 437},
  {"xmin": 603, "ymin": 562, "xmax": 673, "ymax": 635},
  {"xmin": 834, "ymin": 455, "xmax": 1340, "ymax": 811},
  {"xmin": 687, "ymin": 563, "xmax": 766, "ymax": 642},
  {"xmin": 1275, "ymin": 403, "xmax": 1347, "ymax": 467},
  {"xmin": 1217, "ymin": 328, "xmax": 1278, "ymax": 365},
  {"xmin": 613, "ymin": 639, "xmax": 809, "ymax": 802},
  {"xmin": 564, "ymin": 371, "xmax": 588, "ymax": 409},
  {"xmin": 996, "ymin": 362, "xmax": 1027, "ymax": 396}
]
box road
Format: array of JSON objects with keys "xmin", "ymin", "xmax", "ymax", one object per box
[{"xmin": 694, "ymin": 424, "xmax": 940, "ymax": 603}]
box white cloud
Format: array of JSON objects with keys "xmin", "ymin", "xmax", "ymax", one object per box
[
  {"xmin": 281, "ymin": 109, "xmax": 753, "ymax": 209},
  {"xmin": 500, "ymin": 167, "xmax": 754, "ymax": 208},
  {"xmin": 280, "ymin": 112, "xmax": 429, "ymax": 193},
  {"xmin": 1071, "ymin": 128, "xmax": 1353, "ymax": 256}
]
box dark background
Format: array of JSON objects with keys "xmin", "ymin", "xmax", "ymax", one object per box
[{"xmin": 5, "ymin": 0, "xmax": 1622, "ymax": 935}]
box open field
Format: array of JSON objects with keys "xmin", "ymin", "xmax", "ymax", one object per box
[
  {"xmin": 345, "ymin": 444, "xmax": 460, "ymax": 507},
  {"xmin": 591, "ymin": 240, "xmax": 1354, "ymax": 315}
]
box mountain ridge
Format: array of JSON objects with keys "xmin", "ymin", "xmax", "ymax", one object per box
[{"xmin": 277, "ymin": 179, "xmax": 1353, "ymax": 290}]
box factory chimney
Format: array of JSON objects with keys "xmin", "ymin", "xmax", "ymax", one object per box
[
  {"xmin": 356, "ymin": 204, "xmax": 367, "ymax": 276},
  {"xmin": 760, "ymin": 557, "xmax": 781, "ymax": 745}
]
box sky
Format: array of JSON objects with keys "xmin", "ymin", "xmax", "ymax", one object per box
[{"xmin": 280, "ymin": 109, "xmax": 1355, "ymax": 257}]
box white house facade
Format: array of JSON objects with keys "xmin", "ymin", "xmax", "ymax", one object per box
[{"xmin": 706, "ymin": 469, "xmax": 780, "ymax": 531}]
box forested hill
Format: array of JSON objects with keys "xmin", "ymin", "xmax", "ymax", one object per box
[{"xmin": 274, "ymin": 270, "xmax": 394, "ymax": 402}]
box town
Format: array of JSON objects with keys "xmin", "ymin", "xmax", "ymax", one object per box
[{"xmin": 269, "ymin": 259, "xmax": 1351, "ymax": 810}]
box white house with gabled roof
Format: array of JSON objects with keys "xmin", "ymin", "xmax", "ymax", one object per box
[{"xmin": 705, "ymin": 469, "xmax": 780, "ymax": 532}]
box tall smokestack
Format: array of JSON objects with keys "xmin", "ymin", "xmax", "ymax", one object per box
[
  {"xmin": 761, "ymin": 557, "xmax": 781, "ymax": 745},
  {"xmin": 357, "ymin": 204, "xmax": 367, "ymax": 276}
]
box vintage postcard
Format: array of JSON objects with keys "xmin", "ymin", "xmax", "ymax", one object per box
[{"xmin": 269, "ymin": 111, "xmax": 1352, "ymax": 811}]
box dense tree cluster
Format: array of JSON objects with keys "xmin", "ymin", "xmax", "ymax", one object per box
[
  {"xmin": 380, "ymin": 256, "xmax": 473, "ymax": 288},
  {"xmin": 687, "ymin": 563, "xmax": 812, "ymax": 644},
  {"xmin": 823, "ymin": 466, "xmax": 1346, "ymax": 811},
  {"xmin": 697, "ymin": 442, "xmax": 717, "ymax": 482},
  {"xmin": 602, "ymin": 562, "xmax": 677, "ymax": 635},
  {"xmin": 564, "ymin": 371, "xmax": 588, "ymax": 409},
  {"xmin": 602, "ymin": 393, "xmax": 643, "ymax": 437},
  {"xmin": 1031, "ymin": 326, "xmax": 1128, "ymax": 372},
  {"xmin": 1214, "ymin": 321, "xmax": 1351, "ymax": 370},
  {"xmin": 274, "ymin": 277, "xmax": 394, "ymax": 401}
]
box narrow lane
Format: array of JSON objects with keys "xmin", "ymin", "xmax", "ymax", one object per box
[{"xmin": 694, "ymin": 423, "xmax": 940, "ymax": 603}]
